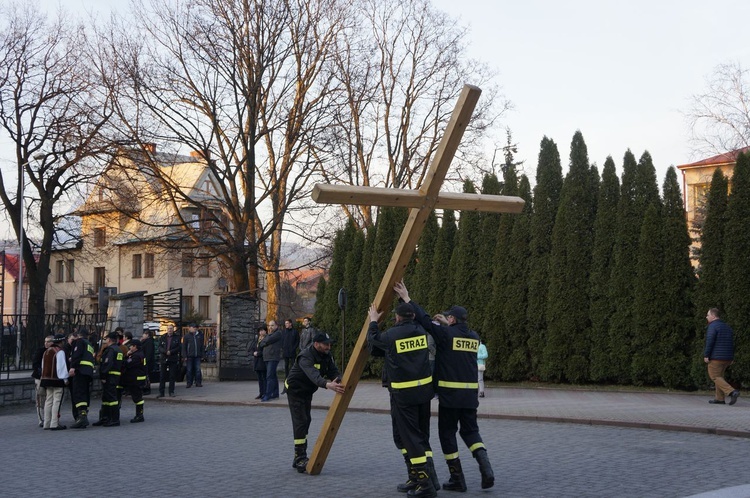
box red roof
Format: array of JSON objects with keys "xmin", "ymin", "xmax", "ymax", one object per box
[
  {"xmin": 677, "ymin": 146, "xmax": 750, "ymax": 169},
  {"xmin": 1, "ymin": 253, "xmax": 21, "ymax": 280}
]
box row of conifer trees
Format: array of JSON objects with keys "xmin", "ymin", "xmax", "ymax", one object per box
[{"xmin": 314, "ymin": 131, "xmax": 750, "ymax": 389}]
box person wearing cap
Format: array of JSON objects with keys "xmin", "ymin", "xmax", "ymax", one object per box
[
  {"xmin": 394, "ymin": 280, "xmax": 495, "ymax": 492},
  {"xmin": 93, "ymin": 333, "xmax": 124, "ymax": 427},
  {"xmin": 69, "ymin": 328, "xmax": 96, "ymax": 429},
  {"xmin": 284, "ymin": 332, "xmax": 344, "ymax": 473},
  {"xmin": 182, "ymin": 323, "xmax": 204, "ymax": 388},
  {"xmin": 368, "ymin": 302, "xmax": 437, "ymax": 498},
  {"xmin": 39, "ymin": 334, "xmax": 69, "ymax": 430},
  {"xmin": 158, "ymin": 324, "xmax": 181, "ymax": 398},
  {"xmin": 121, "ymin": 339, "xmax": 147, "ymax": 423}
]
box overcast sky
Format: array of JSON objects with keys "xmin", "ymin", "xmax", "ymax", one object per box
[{"xmin": 5, "ymin": 0, "xmax": 749, "ymax": 240}]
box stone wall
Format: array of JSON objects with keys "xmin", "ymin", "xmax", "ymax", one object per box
[
  {"xmin": 107, "ymin": 291, "xmax": 146, "ymax": 334},
  {"xmin": 217, "ymin": 294, "xmax": 262, "ymax": 380}
]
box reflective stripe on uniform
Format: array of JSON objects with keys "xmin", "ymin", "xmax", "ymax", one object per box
[
  {"xmin": 294, "ymin": 438, "xmax": 307, "ymax": 445},
  {"xmin": 137, "ymin": 376, "xmax": 147, "ymax": 381},
  {"xmin": 444, "ymin": 452, "xmax": 460, "ymax": 460},
  {"xmin": 136, "ymin": 400, "xmax": 144, "ymax": 406},
  {"xmin": 80, "ymin": 361, "xmax": 94, "ymax": 367},
  {"xmin": 469, "ymin": 442, "xmax": 485, "ymax": 453},
  {"xmin": 75, "ymin": 402, "xmax": 88, "ymax": 408},
  {"xmin": 409, "ymin": 455, "xmax": 427, "ymax": 465},
  {"xmin": 391, "ymin": 375, "xmax": 432, "ymax": 389},
  {"xmin": 437, "ymin": 380, "xmax": 479, "ymax": 389},
  {"xmin": 108, "ymin": 371, "xmax": 121, "ymax": 376}
]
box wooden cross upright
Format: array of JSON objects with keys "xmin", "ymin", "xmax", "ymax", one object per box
[{"xmin": 307, "ymin": 84, "xmax": 525, "ymax": 475}]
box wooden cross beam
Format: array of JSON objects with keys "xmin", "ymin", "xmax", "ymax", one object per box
[{"xmin": 307, "ymin": 84, "xmax": 524, "ymax": 475}]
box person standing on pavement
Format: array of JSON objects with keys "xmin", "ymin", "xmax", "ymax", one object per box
[
  {"xmin": 122, "ymin": 339, "xmax": 146, "ymax": 423},
  {"xmin": 93, "ymin": 333, "xmax": 124, "ymax": 427},
  {"xmin": 704, "ymin": 308, "xmax": 740, "ymax": 405},
  {"xmin": 158, "ymin": 324, "xmax": 181, "ymax": 398},
  {"xmin": 477, "ymin": 337, "xmax": 488, "ymax": 398},
  {"xmin": 285, "ymin": 332, "xmax": 344, "ymax": 473},
  {"xmin": 299, "ymin": 317, "xmax": 317, "ymax": 351},
  {"xmin": 259, "ymin": 320, "xmax": 283, "ymax": 401},
  {"xmin": 141, "ymin": 329, "xmax": 156, "ymax": 395},
  {"xmin": 368, "ymin": 302, "xmax": 437, "ymax": 498},
  {"xmin": 39, "ymin": 334, "xmax": 69, "ymax": 430},
  {"xmin": 183, "ymin": 323, "xmax": 204, "ymax": 388},
  {"xmin": 249, "ymin": 326, "xmax": 267, "ymax": 400},
  {"xmin": 394, "ymin": 280, "xmax": 495, "ymax": 492},
  {"xmin": 32, "ymin": 336, "xmax": 49, "ymax": 427},
  {"xmin": 69, "ymin": 328, "xmax": 95, "ymax": 429},
  {"xmin": 280, "ymin": 319, "xmax": 299, "ymax": 395}
]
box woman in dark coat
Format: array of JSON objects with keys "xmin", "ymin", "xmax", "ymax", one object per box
[{"xmin": 249, "ymin": 326, "xmax": 267, "ymax": 400}]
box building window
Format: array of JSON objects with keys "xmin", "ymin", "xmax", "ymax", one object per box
[
  {"xmin": 144, "ymin": 253, "xmax": 155, "ymax": 278},
  {"xmin": 132, "ymin": 254, "xmax": 142, "ymax": 278},
  {"xmin": 182, "ymin": 253, "xmax": 194, "ymax": 277},
  {"xmin": 94, "ymin": 228, "xmax": 106, "ymax": 247},
  {"xmin": 198, "ymin": 255, "xmax": 210, "ymax": 277},
  {"xmin": 94, "ymin": 267, "xmax": 106, "ymax": 289},
  {"xmin": 181, "ymin": 295, "xmax": 193, "ymax": 317},
  {"xmin": 55, "ymin": 260, "xmax": 65, "ymax": 282},
  {"xmin": 66, "ymin": 259, "xmax": 75, "ymax": 282},
  {"xmin": 56, "ymin": 299, "xmax": 64, "ymax": 314},
  {"xmin": 198, "ymin": 295, "xmax": 210, "ymax": 319},
  {"xmin": 65, "ymin": 299, "xmax": 74, "ymax": 314}
]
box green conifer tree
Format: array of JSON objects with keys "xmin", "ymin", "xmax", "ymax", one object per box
[
  {"xmin": 318, "ymin": 222, "xmax": 356, "ymax": 335},
  {"xmin": 357, "ymin": 225, "xmax": 376, "ymax": 312},
  {"xmin": 542, "ymin": 131, "xmax": 597, "ymax": 383},
  {"xmin": 526, "ymin": 137, "xmax": 563, "ymax": 378},
  {"xmin": 451, "ymin": 180, "xmax": 482, "ymax": 312},
  {"xmin": 338, "ymin": 228, "xmax": 365, "ymax": 370},
  {"xmin": 723, "ymin": 152, "xmax": 750, "ymax": 383},
  {"xmin": 370, "ymin": 207, "xmax": 408, "ymax": 299},
  {"xmin": 589, "ymin": 157, "xmax": 620, "ymax": 381},
  {"xmin": 412, "ymin": 211, "xmax": 439, "ymax": 308},
  {"xmin": 429, "ymin": 210, "xmax": 457, "ymax": 312},
  {"xmin": 472, "ymin": 174, "xmax": 503, "ymax": 330}
]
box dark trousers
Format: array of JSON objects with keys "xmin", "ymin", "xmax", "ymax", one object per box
[
  {"xmin": 71, "ymin": 374, "xmax": 92, "ymax": 415},
  {"xmin": 100, "ymin": 378, "xmax": 118, "ymax": 419},
  {"xmin": 287, "ymin": 391, "xmax": 313, "ymax": 443},
  {"xmin": 159, "ymin": 360, "xmax": 178, "ymax": 394},
  {"xmin": 438, "ymin": 405, "xmax": 483, "ymax": 457},
  {"xmin": 389, "ymin": 392, "xmax": 432, "ymax": 455},
  {"xmin": 392, "ymin": 398, "xmax": 431, "ymax": 465},
  {"xmin": 186, "ymin": 357, "xmax": 202, "ymax": 386},
  {"xmin": 256, "ymin": 369, "xmax": 267, "ymax": 397},
  {"xmin": 265, "ymin": 360, "xmax": 279, "ymax": 398},
  {"xmin": 126, "ymin": 382, "xmax": 144, "ymax": 415},
  {"xmin": 284, "ymin": 357, "xmax": 294, "ymax": 379}
]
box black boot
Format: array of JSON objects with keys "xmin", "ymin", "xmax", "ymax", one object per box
[
  {"xmin": 71, "ymin": 410, "xmax": 89, "ymax": 429},
  {"xmin": 293, "ymin": 443, "xmax": 308, "ymax": 473},
  {"xmin": 130, "ymin": 404, "xmax": 144, "ymax": 423},
  {"xmin": 105, "ymin": 405, "xmax": 120, "ymax": 427},
  {"xmin": 406, "ymin": 465, "xmax": 437, "ymax": 498},
  {"xmin": 92, "ymin": 407, "xmax": 109, "ymax": 427},
  {"xmin": 442, "ymin": 458, "xmax": 467, "ymax": 492},
  {"xmin": 397, "ymin": 456, "xmax": 416, "ymax": 493},
  {"xmin": 426, "ymin": 457, "xmax": 441, "ymax": 491},
  {"xmin": 474, "ymin": 448, "xmax": 494, "ymax": 489}
]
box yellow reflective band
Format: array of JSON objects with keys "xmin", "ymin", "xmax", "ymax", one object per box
[
  {"xmin": 137, "ymin": 376, "xmax": 147, "ymax": 381},
  {"xmin": 75, "ymin": 402, "xmax": 88, "ymax": 408},
  {"xmin": 444, "ymin": 452, "xmax": 460, "ymax": 460},
  {"xmin": 87, "ymin": 345, "xmax": 95, "ymax": 354},
  {"xmin": 469, "ymin": 442, "xmax": 486, "ymax": 453},
  {"xmin": 294, "ymin": 438, "xmax": 307, "ymax": 445},
  {"xmin": 80, "ymin": 361, "xmax": 94, "ymax": 367},
  {"xmin": 284, "ymin": 380, "xmax": 289, "ymax": 388},
  {"xmin": 425, "ymin": 451, "xmax": 433, "ymax": 458},
  {"xmin": 116, "ymin": 353, "xmax": 123, "ymax": 361},
  {"xmin": 452, "ymin": 337, "xmax": 479, "ymax": 353},
  {"xmin": 103, "ymin": 401, "xmax": 119, "ymax": 406},
  {"xmin": 400, "ymin": 448, "xmax": 408, "ymax": 455},
  {"xmin": 410, "ymin": 456, "xmax": 427, "ymax": 465},
  {"xmin": 395, "ymin": 335, "xmax": 428, "ymax": 353},
  {"xmin": 109, "ymin": 371, "xmax": 121, "ymax": 376},
  {"xmin": 136, "ymin": 401, "xmax": 144, "ymax": 405},
  {"xmin": 391, "ymin": 375, "xmax": 432, "ymax": 389},
  {"xmin": 314, "ymin": 364, "xmax": 320, "ymax": 370},
  {"xmin": 438, "ymin": 380, "xmax": 479, "ymax": 389}
]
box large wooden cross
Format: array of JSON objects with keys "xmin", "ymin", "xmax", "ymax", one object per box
[{"xmin": 307, "ymin": 84, "xmax": 524, "ymax": 475}]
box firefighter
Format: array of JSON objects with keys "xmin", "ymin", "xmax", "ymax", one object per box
[
  {"xmin": 394, "ymin": 280, "xmax": 495, "ymax": 491},
  {"xmin": 69, "ymin": 329, "xmax": 96, "ymax": 429},
  {"xmin": 122, "ymin": 339, "xmax": 146, "ymax": 423},
  {"xmin": 93, "ymin": 333, "xmax": 124, "ymax": 427},
  {"xmin": 284, "ymin": 333, "xmax": 344, "ymax": 473},
  {"xmin": 368, "ymin": 302, "xmax": 436, "ymax": 498}
]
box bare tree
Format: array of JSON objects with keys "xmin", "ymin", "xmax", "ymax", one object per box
[
  {"xmin": 312, "ymin": 0, "xmax": 509, "ymax": 228},
  {"xmin": 104, "ymin": 0, "xmax": 347, "ymax": 319},
  {"xmin": 686, "ymin": 61, "xmax": 750, "ymax": 156},
  {"xmin": 0, "ymin": 2, "xmax": 114, "ymax": 323}
]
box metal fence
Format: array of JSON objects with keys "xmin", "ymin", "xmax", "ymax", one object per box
[{"xmin": 0, "ymin": 312, "xmax": 107, "ymax": 380}]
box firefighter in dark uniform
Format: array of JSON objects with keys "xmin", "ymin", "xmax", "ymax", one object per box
[
  {"xmin": 69, "ymin": 329, "xmax": 96, "ymax": 429},
  {"xmin": 284, "ymin": 332, "xmax": 344, "ymax": 473},
  {"xmin": 122, "ymin": 339, "xmax": 147, "ymax": 423},
  {"xmin": 93, "ymin": 332, "xmax": 124, "ymax": 427},
  {"xmin": 368, "ymin": 302, "xmax": 437, "ymax": 498},
  {"xmin": 395, "ymin": 280, "xmax": 495, "ymax": 492}
]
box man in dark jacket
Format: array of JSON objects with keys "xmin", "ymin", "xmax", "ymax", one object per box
[
  {"xmin": 122, "ymin": 339, "xmax": 147, "ymax": 423},
  {"xmin": 285, "ymin": 332, "xmax": 344, "ymax": 473},
  {"xmin": 158, "ymin": 324, "xmax": 181, "ymax": 398},
  {"xmin": 395, "ymin": 280, "xmax": 494, "ymax": 492},
  {"xmin": 280, "ymin": 319, "xmax": 299, "ymax": 394},
  {"xmin": 93, "ymin": 333, "xmax": 124, "ymax": 427},
  {"xmin": 140, "ymin": 329, "xmax": 156, "ymax": 395},
  {"xmin": 368, "ymin": 302, "xmax": 437, "ymax": 498},
  {"xmin": 69, "ymin": 329, "xmax": 96, "ymax": 429},
  {"xmin": 259, "ymin": 320, "xmax": 283, "ymax": 401},
  {"xmin": 182, "ymin": 323, "xmax": 204, "ymax": 388},
  {"xmin": 704, "ymin": 308, "xmax": 740, "ymax": 405}
]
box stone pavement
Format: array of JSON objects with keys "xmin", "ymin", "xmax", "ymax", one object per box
[{"xmin": 155, "ymin": 379, "xmax": 750, "ymax": 438}]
